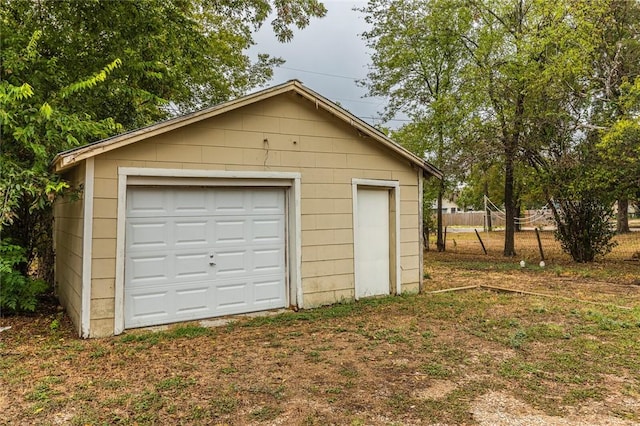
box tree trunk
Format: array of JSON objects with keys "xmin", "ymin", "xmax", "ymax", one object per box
[
  {"xmin": 436, "ymin": 183, "xmax": 445, "ymax": 252},
  {"xmin": 617, "ymin": 198, "xmax": 630, "ymax": 234},
  {"xmin": 503, "ymin": 145, "xmax": 517, "ymax": 257},
  {"xmin": 514, "ymin": 200, "xmax": 522, "ymax": 232},
  {"xmin": 503, "ymin": 83, "xmax": 525, "ymax": 257},
  {"xmin": 423, "ymin": 220, "xmax": 430, "ymax": 251}
]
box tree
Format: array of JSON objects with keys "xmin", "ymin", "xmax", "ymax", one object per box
[
  {"xmin": 459, "ymin": 0, "xmax": 608, "ymax": 256},
  {"xmin": 589, "ymin": 1, "xmax": 640, "ymax": 233},
  {"xmin": 358, "ymin": 0, "xmax": 472, "ymax": 251},
  {"xmin": 0, "ymin": 0, "xmax": 326, "ymax": 311},
  {"xmin": 597, "ymin": 78, "xmax": 640, "ymax": 229},
  {"xmin": 1, "ymin": 31, "xmax": 123, "ymax": 311},
  {"xmin": 360, "ymin": 0, "xmax": 630, "ymax": 262},
  {"xmin": 2, "ymin": 0, "xmax": 326, "ymax": 129}
]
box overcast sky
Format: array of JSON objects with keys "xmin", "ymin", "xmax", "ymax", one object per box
[{"xmin": 250, "ymin": 0, "xmax": 403, "ymax": 128}]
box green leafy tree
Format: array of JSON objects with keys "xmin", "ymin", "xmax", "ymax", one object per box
[
  {"xmin": 1, "ymin": 31, "xmax": 122, "ymax": 311},
  {"xmin": 589, "ymin": 1, "xmax": 640, "ymax": 232},
  {"xmin": 359, "ymin": 0, "xmax": 472, "ymax": 251},
  {"xmin": 459, "ymin": 0, "xmax": 607, "ymax": 256},
  {"xmin": 1, "ymin": 0, "xmax": 326, "ymax": 311},
  {"xmin": 597, "ymin": 78, "xmax": 640, "ymax": 231},
  {"xmin": 3, "ymin": 0, "xmax": 326, "ymax": 129}
]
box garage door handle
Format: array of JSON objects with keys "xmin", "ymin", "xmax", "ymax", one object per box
[{"xmin": 209, "ymin": 253, "xmax": 215, "ymax": 266}]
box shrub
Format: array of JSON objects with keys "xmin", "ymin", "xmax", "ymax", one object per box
[
  {"xmin": 552, "ymin": 197, "xmax": 617, "ymax": 263},
  {"xmin": 0, "ymin": 240, "xmax": 47, "ymax": 313}
]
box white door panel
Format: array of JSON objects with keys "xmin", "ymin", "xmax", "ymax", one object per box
[
  {"xmin": 356, "ymin": 188, "xmax": 390, "ymax": 298},
  {"xmin": 125, "ymin": 186, "xmax": 286, "ymax": 328}
]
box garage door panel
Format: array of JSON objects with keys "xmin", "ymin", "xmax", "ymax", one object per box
[
  {"xmin": 127, "ymin": 187, "xmax": 170, "ymax": 217},
  {"xmin": 213, "ymin": 190, "xmax": 248, "ymax": 214},
  {"xmin": 214, "ymin": 220, "xmax": 247, "ymax": 244},
  {"xmin": 127, "ymin": 255, "xmax": 170, "ymax": 283},
  {"xmin": 214, "ymin": 250, "xmax": 248, "ymax": 275},
  {"xmin": 125, "ymin": 186, "xmax": 287, "ymax": 328},
  {"xmin": 252, "ymin": 190, "xmax": 285, "ymax": 213},
  {"xmin": 174, "ymin": 220, "xmax": 209, "ymax": 246},
  {"xmin": 252, "ymin": 218, "xmax": 284, "ymax": 242},
  {"xmin": 174, "ymin": 188, "xmax": 208, "ymax": 213},
  {"xmin": 126, "ymin": 290, "xmax": 170, "ymax": 326},
  {"xmin": 175, "ymin": 286, "xmax": 210, "ymax": 314},
  {"xmin": 254, "ymin": 278, "xmax": 286, "ymax": 304},
  {"xmin": 175, "ymin": 253, "xmax": 210, "ymax": 278},
  {"xmin": 253, "ymin": 248, "xmax": 284, "ymax": 273},
  {"xmin": 127, "ymin": 221, "xmax": 170, "ymax": 249}
]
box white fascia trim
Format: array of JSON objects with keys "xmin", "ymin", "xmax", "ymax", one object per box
[
  {"xmin": 113, "ymin": 167, "xmax": 302, "ymax": 335},
  {"xmin": 351, "ymin": 179, "xmax": 401, "ymax": 299},
  {"xmin": 81, "ymin": 157, "xmax": 95, "ymax": 338}
]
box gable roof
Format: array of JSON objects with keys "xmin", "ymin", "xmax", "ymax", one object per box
[{"xmin": 51, "ymin": 80, "xmax": 442, "ymax": 178}]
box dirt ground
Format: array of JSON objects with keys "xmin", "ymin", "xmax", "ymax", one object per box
[{"xmin": 1, "ymin": 256, "xmax": 639, "ymax": 425}]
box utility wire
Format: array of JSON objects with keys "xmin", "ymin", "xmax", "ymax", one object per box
[{"xmin": 278, "ymin": 66, "xmax": 361, "ymax": 81}]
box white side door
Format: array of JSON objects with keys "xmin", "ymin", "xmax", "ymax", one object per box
[{"xmin": 355, "ymin": 188, "xmax": 390, "ymax": 298}]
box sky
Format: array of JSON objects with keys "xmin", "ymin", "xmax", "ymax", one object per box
[{"xmin": 249, "ymin": 1, "xmax": 403, "ymax": 128}]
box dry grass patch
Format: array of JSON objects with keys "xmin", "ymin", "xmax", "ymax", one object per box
[{"xmin": 1, "ymin": 264, "xmax": 639, "ymax": 425}]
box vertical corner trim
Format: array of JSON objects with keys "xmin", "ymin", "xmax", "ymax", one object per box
[
  {"xmin": 114, "ymin": 169, "xmax": 128, "ymax": 335},
  {"xmin": 418, "ymin": 171, "xmax": 424, "ymax": 293},
  {"xmin": 81, "ymin": 157, "xmax": 95, "ymax": 338},
  {"xmin": 293, "ymin": 176, "xmax": 303, "ymax": 309}
]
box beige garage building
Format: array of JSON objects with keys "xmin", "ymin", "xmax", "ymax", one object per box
[{"xmin": 52, "ymin": 80, "xmax": 441, "ymax": 338}]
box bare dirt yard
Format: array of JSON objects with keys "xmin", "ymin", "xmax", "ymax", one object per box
[{"xmin": 1, "ymin": 253, "xmax": 639, "ymax": 425}]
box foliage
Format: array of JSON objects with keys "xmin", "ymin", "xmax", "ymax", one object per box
[
  {"xmin": 359, "ymin": 0, "xmax": 472, "ymax": 250},
  {"xmin": 0, "ymin": 1, "xmax": 326, "ymax": 310},
  {"xmin": 361, "ymin": 0, "xmax": 638, "ymax": 261},
  {"xmin": 1, "ymin": 30, "xmax": 125, "ymax": 291},
  {"xmin": 2, "ymin": 0, "xmax": 326, "ymax": 129},
  {"xmin": 552, "ymin": 198, "xmax": 617, "ymax": 263},
  {"xmin": 0, "ymin": 240, "xmax": 47, "ymax": 312},
  {"xmin": 597, "ymin": 78, "xmax": 640, "ymax": 204}
]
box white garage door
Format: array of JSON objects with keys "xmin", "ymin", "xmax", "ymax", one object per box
[{"xmin": 124, "ymin": 186, "xmax": 286, "ymax": 328}]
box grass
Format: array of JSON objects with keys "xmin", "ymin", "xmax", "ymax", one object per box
[{"xmin": 1, "ymin": 263, "xmax": 639, "ymax": 424}]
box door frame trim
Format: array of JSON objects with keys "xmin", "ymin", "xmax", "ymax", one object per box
[
  {"xmin": 351, "ymin": 179, "xmax": 401, "ymax": 300},
  {"xmin": 114, "ymin": 167, "xmax": 302, "ymax": 335}
]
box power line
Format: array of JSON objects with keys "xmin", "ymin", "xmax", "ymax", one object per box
[
  {"xmin": 274, "ymin": 65, "xmax": 411, "ymax": 125},
  {"xmin": 360, "ymin": 116, "xmax": 412, "ymax": 122},
  {"xmin": 278, "ymin": 66, "xmax": 361, "ymax": 81}
]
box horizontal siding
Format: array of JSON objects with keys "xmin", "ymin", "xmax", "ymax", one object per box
[
  {"xmin": 86, "ymin": 92, "xmax": 421, "ymax": 325},
  {"xmin": 53, "ymin": 163, "xmax": 85, "ymax": 335}
]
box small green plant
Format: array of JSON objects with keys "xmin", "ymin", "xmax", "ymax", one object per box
[
  {"xmin": 220, "ymin": 365, "xmax": 238, "ymax": 374},
  {"xmin": 509, "ymin": 329, "xmax": 528, "ymax": 349},
  {"xmin": 421, "ymin": 363, "xmax": 451, "ymax": 378},
  {"xmin": 251, "ymin": 405, "xmax": 283, "ymax": 421},
  {"xmin": 156, "ymin": 376, "xmax": 195, "ymax": 391},
  {"xmin": 49, "ymin": 319, "xmax": 61, "ymax": 331},
  {"xmin": 339, "ymin": 366, "xmax": 359, "ymax": 378},
  {"xmin": 166, "ymin": 325, "xmax": 211, "ymax": 339},
  {"xmin": 0, "ymin": 241, "xmax": 47, "ymax": 312},
  {"xmin": 210, "ymin": 395, "xmax": 238, "ymax": 415},
  {"xmin": 306, "ymin": 351, "xmax": 322, "ymax": 363}
]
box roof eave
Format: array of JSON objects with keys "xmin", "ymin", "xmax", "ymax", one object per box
[{"xmin": 52, "ymin": 80, "xmax": 441, "ymax": 178}]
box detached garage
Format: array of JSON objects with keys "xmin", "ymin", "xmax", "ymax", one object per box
[{"xmin": 52, "ymin": 80, "xmax": 441, "ymax": 338}]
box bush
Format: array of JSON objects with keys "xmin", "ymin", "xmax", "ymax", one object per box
[
  {"xmin": 552, "ymin": 197, "xmax": 617, "ymax": 263},
  {"xmin": 0, "ymin": 240, "xmax": 47, "ymax": 313}
]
